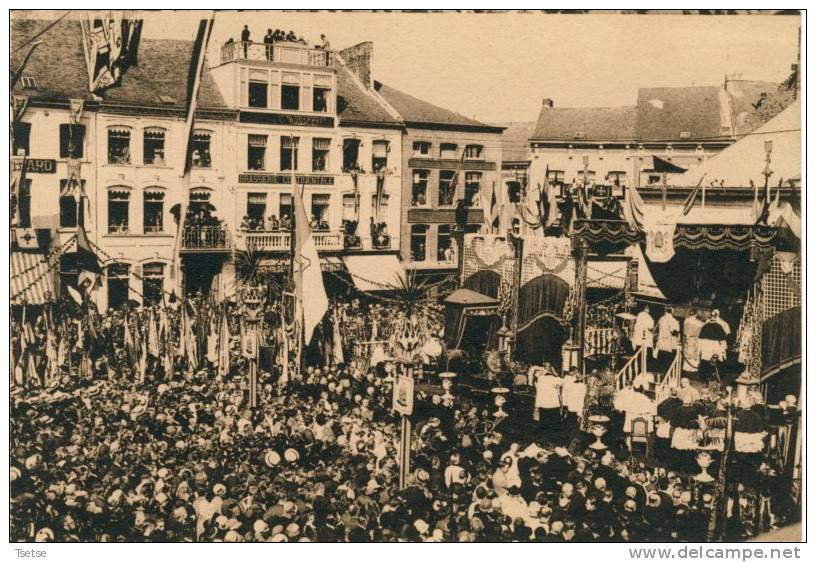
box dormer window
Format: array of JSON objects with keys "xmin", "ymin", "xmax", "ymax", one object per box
[
  {"xmin": 20, "ymin": 76, "xmax": 37, "ymax": 90},
  {"xmin": 574, "ymin": 132, "xmax": 586, "ymax": 139},
  {"xmin": 679, "ymin": 131, "xmax": 691, "ymax": 139}
]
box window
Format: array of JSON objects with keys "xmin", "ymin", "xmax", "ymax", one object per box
[
  {"xmin": 280, "ymin": 136, "xmax": 299, "ymax": 171},
  {"xmin": 464, "ymin": 144, "xmax": 483, "ymax": 160},
  {"xmin": 15, "ymin": 180, "xmax": 32, "ymax": 228},
  {"xmin": 507, "ymin": 181, "xmax": 522, "ymax": 204},
  {"xmin": 410, "ymin": 225, "xmax": 428, "ymax": 262},
  {"xmin": 647, "ymin": 174, "xmax": 662, "ymax": 186},
  {"xmin": 281, "ymin": 84, "xmax": 300, "ymax": 110},
  {"xmin": 143, "ymin": 191, "xmax": 164, "ymax": 233},
  {"xmin": 246, "ymin": 192, "xmax": 267, "ymax": 225},
  {"xmin": 437, "ymin": 225, "xmax": 454, "ymax": 263},
  {"xmin": 464, "ymin": 172, "xmax": 482, "ymax": 206},
  {"xmin": 438, "ymin": 170, "xmax": 456, "ymax": 206},
  {"xmin": 59, "ymin": 180, "xmax": 85, "ymax": 228},
  {"xmin": 12, "ymin": 122, "xmax": 31, "ymax": 156},
  {"xmin": 546, "ymin": 169, "xmax": 565, "ymax": 185},
  {"xmin": 577, "ymin": 169, "xmax": 596, "ymax": 184},
  {"xmin": 248, "ymin": 135, "xmax": 267, "ymax": 170},
  {"xmin": 279, "ymin": 194, "xmax": 293, "ymax": 226},
  {"xmin": 143, "ymin": 129, "xmax": 166, "ymax": 166},
  {"xmin": 372, "ymin": 140, "xmax": 389, "ymax": 172},
  {"xmin": 59, "ymin": 124, "xmax": 85, "ymax": 159},
  {"xmin": 342, "ymin": 193, "xmax": 358, "ymax": 222},
  {"xmin": 310, "ymin": 194, "xmax": 330, "ymax": 229},
  {"xmin": 313, "ymin": 87, "xmax": 330, "ymax": 112},
  {"xmin": 192, "ymin": 131, "xmax": 212, "ymax": 168},
  {"xmin": 248, "ymin": 81, "xmax": 268, "ymax": 108},
  {"xmin": 142, "ymin": 262, "xmax": 164, "ymax": 306},
  {"xmin": 59, "ymin": 255, "xmax": 78, "ymax": 300},
  {"xmin": 108, "ymin": 190, "xmax": 130, "ymax": 233},
  {"xmin": 412, "ymin": 170, "xmax": 429, "ymax": 207},
  {"xmin": 312, "ymin": 138, "xmax": 330, "ymax": 172},
  {"xmin": 108, "ymin": 129, "xmax": 131, "ymax": 164},
  {"xmin": 440, "ymin": 143, "xmax": 458, "ymax": 159},
  {"xmin": 606, "ymin": 171, "xmax": 628, "ymax": 186},
  {"xmin": 107, "ymin": 263, "xmax": 130, "ymax": 310},
  {"xmin": 412, "ymin": 141, "xmax": 431, "ymax": 157},
  {"xmin": 342, "ymin": 138, "xmax": 361, "ymax": 172},
  {"xmin": 370, "ymin": 192, "xmax": 389, "ymax": 217}
]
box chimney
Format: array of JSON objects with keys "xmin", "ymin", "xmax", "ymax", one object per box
[
  {"xmin": 339, "ymin": 41, "xmax": 373, "ymax": 89},
  {"xmin": 542, "ymin": 98, "xmax": 554, "ymax": 109}
]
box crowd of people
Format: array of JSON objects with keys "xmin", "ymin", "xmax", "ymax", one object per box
[{"xmin": 9, "ymin": 289, "xmax": 799, "ymax": 543}]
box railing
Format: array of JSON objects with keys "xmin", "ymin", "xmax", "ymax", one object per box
[
  {"xmin": 585, "ymin": 327, "xmax": 616, "ymax": 356},
  {"xmin": 181, "ymin": 225, "xmax": 229, "ymax": 251},
  {"xmin": 615, "ymin": 345, "xmax": 647, "ymax": 391},
  {"xmin": 241, "ymin": 230, "xmax": 343, "ymax": 252},
  {"xmin": 221, "ymin": 40, "xmax": 333, "ymax": 67},
  {"xmin": 655, "ymin": 351, "xmax": 682, "ymax": 404}
]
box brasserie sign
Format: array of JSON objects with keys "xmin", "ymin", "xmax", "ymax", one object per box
[
  {"xmin": 12, "ymin": 159, "xmax": 57, "ymax": 174},
  {"xmin": 238, "ymin": 173, "xmax": 335, "ymax": 185}
]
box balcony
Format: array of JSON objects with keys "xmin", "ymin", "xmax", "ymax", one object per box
[
  {"xmin": 238, "ymin": 230, "xmax": 344, "ymax": 252},
  {"xmin": 180, "ymin": 225, "xmax": 231, "ymax": 254},
  {"xmin": 221, "ymin": 40, "xmax": 333, "ymax": 67}
]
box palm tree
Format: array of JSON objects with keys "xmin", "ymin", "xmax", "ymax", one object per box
[
  {"xmin": 234, "ymin": 247, "xmax": 266, "ymax": 288},
  {"xmin": 392, "ymin": 269, "xmax": 431, "ymax": 317}
]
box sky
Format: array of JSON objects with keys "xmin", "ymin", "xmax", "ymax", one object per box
[{"xmin": 17, "ymin": 10, "xmax": 801, "ymax": 123}]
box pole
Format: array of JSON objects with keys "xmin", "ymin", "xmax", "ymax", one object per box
[
  {"xmin": 399, "ymin": 414, "xmax": 411, "ymax": 489},
  {"xmin": 575, "ymin": 239, "xmax": 588, "ymax": 375}
]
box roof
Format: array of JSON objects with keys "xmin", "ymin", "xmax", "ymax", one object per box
[
  {"xmin": 374, "ymin": 81, "xmax": 502, "ymax": 132},
  {"xmin": 531, "ymin": 105, "xmax": 637, "ymax": 142},
  {"xmin": 11, "ymin": 19, "xmax": 94, "ymax": 102},
  {"xmin": 443, "ymin": 288, "xmax": 500, "ymax": 306},
  {"xmin": 11, "ymin": 18, "xmax": 227, "ymax": 111},
  {"xmin": 728, "ymin": 80, "xmax": 793, "ymax": 136},
  {"xmin": 335, "ymin": 65, "xmax": 402, "ymax": 127},
  {"xmin": 11, "ymin": 251, "xmax": 56, "ymax": 305},
  {"xmin": 496, "ymin": 121, "xmax": 536, "ymax": 162},
  {"xmin": 636, "ymin": 86, "xmax": 728, "ymax": 142},
  {"xmin": 678, "ymin": 99, "xmax": 800, "ymax": 188}
]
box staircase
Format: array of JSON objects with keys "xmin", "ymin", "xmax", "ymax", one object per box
[{"xmin": 614, "ymin": 344, "xmax": 682, "ymax": 399}]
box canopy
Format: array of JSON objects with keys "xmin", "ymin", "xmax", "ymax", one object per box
[
  {"xmin": 11, "ymin": 251, "xmax": 56, "ymax": 305},
  {"xmin": 341, "ymin": 254, "xmax": 405, "ymax": 291},
  {"xmin": 678, "ymin": 100, "xmax": 801, "ymax": 187},
  {"xmin": 443, "ymin": 288, "xmax": 499, "ymax": 306}
]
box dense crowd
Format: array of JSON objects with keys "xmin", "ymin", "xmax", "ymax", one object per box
[{"xmin": 9, "ymin": 294, "xmax": 799, "ymax": 543}]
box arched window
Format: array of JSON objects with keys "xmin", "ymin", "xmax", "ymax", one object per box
[
  {"xmin": 107, "ymin": 188, "xmax": 131, "ymax": 233},
  {"xmin": 144, "ymin": 190, "xmax": 165, "ymax": 233},
  {"xmin": 107, "ymin": 127, "xmax": 132, "ymax": 164},
  {"xmin": 142, "ymin": 262, "xmax": 165, "ymax": 306},
  {"xmin": 143, "ymin": 127, "xmax": 167, "ymax": 166},
  {"xmin": 107, "ymin": 262, "xmax": 130, "ymax": 310}
]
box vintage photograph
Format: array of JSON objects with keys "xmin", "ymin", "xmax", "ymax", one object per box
[{"xmin": 8, "ymin": 8, "xmax": 803, "ymax": 545}]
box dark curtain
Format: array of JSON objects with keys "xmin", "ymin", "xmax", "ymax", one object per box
[
  {"xmin": 762, "ymin": 306, "xmax": 801, "ymax": 377},
  {"xmin": 515, "ymin": 316, "xmax": 565, "ymax": 368},
  {"xmin": 444, "ymin": 304, "xmax": 465, "ymax": 348},
  {"xmin": 517, "ymin": 274, "xmax": 570, "ymax": 329},
  {"xmin": 463, "ymin": 270, "xmax": 501, "ymax": 299},
  {"xmin": 459, "ymin": 314, "xmax": 500, "ymax": 355}
]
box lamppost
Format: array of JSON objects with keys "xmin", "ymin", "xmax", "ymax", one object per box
[
  {"xmin": 758, "ymin": 140, "xmax": 774, "ymax": 224},
  {"xmin": 241, "ymin": 292, "xmax": 264, "ymax": 418}
]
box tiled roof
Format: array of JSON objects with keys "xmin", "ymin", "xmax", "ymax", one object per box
[
  {"xmin": 374, "ymin": 81, "xmax": 502, "ymax": 131},
  {"xmin": 635, "ymin": 86, "xmax": 727, "ymax": 142},
  {"xmin": 495, "ymin": 121, "xmax": 536, "ymax": 162},
  {"xmin": 11, "ymin": 19, "xmax": 94, "ymax": 102},
  {"xmin": 335, "ymin": 65, "xmax": 402, "ymax": 127},
  {"xmin": 11, "ymin": 18, "xmax": 227, "ymax": 111},
  {"xmin": 727, "ymin": 80, "xmax": 787, "ymax": 136},
  {"xmin": 531, "ymin": 105, "xmax": 637, "ymax": 142}
]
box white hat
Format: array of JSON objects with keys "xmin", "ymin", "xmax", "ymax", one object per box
[
  {"xmin": 35, "ymin": 528, "xmax": 54, "ymax": 542},
  {"xmin": 284, "ymin": 448, "xmax": 300, "ymax": 463},
  {"xmin": 264, "ymin": 451, "xmax": 281, "ymax": 467}
]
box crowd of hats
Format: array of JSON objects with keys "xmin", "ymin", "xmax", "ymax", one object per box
[{"xmin": 8, "ymin": 298, "xmax": 797, "ymax": 543}]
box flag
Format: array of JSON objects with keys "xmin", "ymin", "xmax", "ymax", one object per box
[
  {"xmin": 66, "ymin": 285, "xmax": 84, "ymax": 306},
  {"xmin": 185, "ymin": 308, "xmax": 199, "ymax": 371},
  {"xmin": 123, "ymin": 315, "xmax": 137, "ymax": 367},
  {"xmin": 488, "ymin": 181, "xmax": 500, "ymax": 232},
  {"xmin": 293, "ymin": 183, "xmax": 328, "ymax": 346},
  {"xmin": 45, "ymin": 325, "xmax": 59, "ymax": 384},
  {"xmin": 207, "ymin": 315, "xmax": 219, "ymax": 364},
  {"xmin": 332, "ymin": 310, "xmax": 345, "ymax": 366},
  {"xmin": 681, "ymin": 173, "xmax": 707, "ymax": 216},
  {"xmin": 147, "ymin": 310, "xmax": 160, "ymax": 358},
  {"xmin": 217, "ymin": 310, "xmax": 231, "ymax": 379},
  {"xmin": 75, "ymin": 224, "xmax": 102, "ymax": 274}
]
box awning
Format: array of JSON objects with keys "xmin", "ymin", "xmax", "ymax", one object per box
[
  {"xmin": 642, "ymin": 155, "xmax": 688, "ymax": 174},
  {"xmin": 341, "ymin": 254, "xmax": 405, "ymax": 291},
  {"xmin": 11, "ymin": 251, "xmax": 56, "ymax": 305}
]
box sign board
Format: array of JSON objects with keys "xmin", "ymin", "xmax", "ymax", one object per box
[
  {"xmin": 242, "ymin": 331, "xmax": 258, "ymax": 359},
  {"xmin": 240, "ymin": 111, "xmax": 334, "ymax": 128},
  {"xmin": 11, "ymin": 159, "xmax": 57, "ymax": 174},
  {"xmin": 238, "ymin": 173, "xmax": 335, "ymax": 185},
  {"xmin": 392, "ymin": 374, "xmax": 414, "ymax": 416}
]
